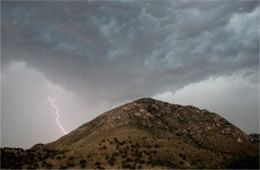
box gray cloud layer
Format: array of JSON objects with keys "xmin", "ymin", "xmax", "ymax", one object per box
[{"xmin": 1, "ymin": 1, "xmax": 259, "ymax": 148}]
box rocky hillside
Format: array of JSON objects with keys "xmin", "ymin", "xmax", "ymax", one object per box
[{"xmin": 1, "ymin": 98, "xmax": 259, "ymax": 169}]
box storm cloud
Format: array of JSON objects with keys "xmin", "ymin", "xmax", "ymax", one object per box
[{"xmin": 1, "ymin": 1, "xmax": 259, "ymax": 148}]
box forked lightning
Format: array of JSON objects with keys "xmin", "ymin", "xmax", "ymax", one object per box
[{"xmin": 48, "ymin": 97, "xmax": 68, "ymax": 135}]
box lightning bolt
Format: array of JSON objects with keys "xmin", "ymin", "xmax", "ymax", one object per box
[{"xmin": 48, "ymin": 97, "xmax": 68, "ymax": 135}]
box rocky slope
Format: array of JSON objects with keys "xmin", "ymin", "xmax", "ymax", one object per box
[{"xmin": 1, "ymin": 98, "xmax": 259, "ymax": 169}]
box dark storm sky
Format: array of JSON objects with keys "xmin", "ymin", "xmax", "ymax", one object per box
[{"xmin": 1, "ymin": 0, "xmax": 259, "ymax": 148}]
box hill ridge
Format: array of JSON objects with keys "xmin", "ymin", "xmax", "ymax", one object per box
[{"xmin": 1, "ymin": 97, "xmax": 259, "ymax": 169}]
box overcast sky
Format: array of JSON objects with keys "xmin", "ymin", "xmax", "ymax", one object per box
[{"xmin": 1, "ymin": 0, "xmax": 259, "ymax": 149}]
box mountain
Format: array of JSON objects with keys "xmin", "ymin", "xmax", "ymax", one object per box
[{"xmin": 1, "ymin": 98, "xmax": 259, "ymax": 169}]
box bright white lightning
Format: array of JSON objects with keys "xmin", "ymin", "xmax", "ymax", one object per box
[{"xmin": 48, "ymin": 97, "xmax": 68, "ymax": 135}]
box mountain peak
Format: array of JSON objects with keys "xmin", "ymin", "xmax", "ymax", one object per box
[
  {"xmin": 48, "ymin": 97, "xmax": 251, "ymax": 150},
  {"xmin": 133, "ymin": 97, "xmax": 159, "ymax": 103}
]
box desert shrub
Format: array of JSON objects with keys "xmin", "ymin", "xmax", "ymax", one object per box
[
  {"xmin": 154, "ymin": 144, "xmax": 160, "ymax": 148},
  {"xmin": 80, "ymin": 159, "xmax": 87, "ymax": 164},
  {"xmin": 67, "ymin": 163, "xmax": 75, "ymax": 167},
  {"xmin": 121, "ymin": 154, "xmax": 127, "ymax": 158},
  {"xmin": 152, "ymin": 150, "xmax": 157, "ymax": 154},
  {"xmin": 140, "ymin": 160, "xmax": 146, "ymax": 164},
  {"xmin": 96, "ymin": 165, "xmax": 104, "ymax": 169},
  {"xmin": 224, "ymin": 152, "xmax": 259, "ymax": 169},
  {"xmin": 59, "ymin": 165, "xmax": 68, "ymax": 169},
  {"xmin": 179, "ymin": 153, "xmax": 187, "ymax": 160},
  {"xmin": 69, "ymin": 156, "xmax": 74, "ymax": 160},
  {"xmin": 135, "ymin": 158, "xmax": 145, "ymax": 164},
  {"xmin": 143, "ymin": 150, "xmax": 150, "ymax": 156},
  {"xmin": 114, "ymin": 138, "xmax": 119, "ymax": 144},
  {"xmin": 33, "ymin": 163, "xmax": 39, "ymax": 168},
  {"xmin": 179, "ymin": 161, "xmax": 184, "ymax": 165},
  {"xmin": 145, "ymin": 145, "xmax": 152, "ymax": 149},
  {"xmin": 124, "ymin": 149, "xmax": 128, "ymax": 155},
  {"xmin": 112, "ymin": 152, "xmax": 119, "ymax": 157},
  {"xmin": 122, "ymin": 163, "xmax": 135, "ymax": 169},
  {"xmin": 42, "ymin": 160, "xmax": 47, "ymax": 165},
  {"xmin": 43, "ymin": 154, "xmax": 49, "ymax": 159},
  {"xmin": 105, "ymin": 155, "xmax": 109, "ymax": 160},
  {"xmin": 95, "ymin": 161, "xmax": 101, "ymax": 166},
  {"xmin": 79, "ymin": 159, "xmax": 87, "ymax": 168},
  {"xmin": 108, "ymin": 156, "xmax": 115, "ymax": 166},
  {"xmin": 148, "ymin": 159, "xmax": 175, "ymax": 168},
  {"xmin": 113, "ymin": 137, "xmax": 125, "ymax": 145},
  {"xmin": 126, "ymin": 158, "xmax": 133, "ymax": 162},
  {"xmin": 80, "ymin": 164, "xmax": 86, "ymax": 168},
  {"xmin": 56, "ymin": 155, "xmax": 62, "ymax": 160},
  {"xmin": 46, "ymin": 163, "xmax": 53, "ymax": 168},
  {"xmin": 192, "ymin": 162, "xmax": 207, "ymax": 169},
  {"xmin": 136, "ymin": 151, "xmax": 142, "ymax": 158}
]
